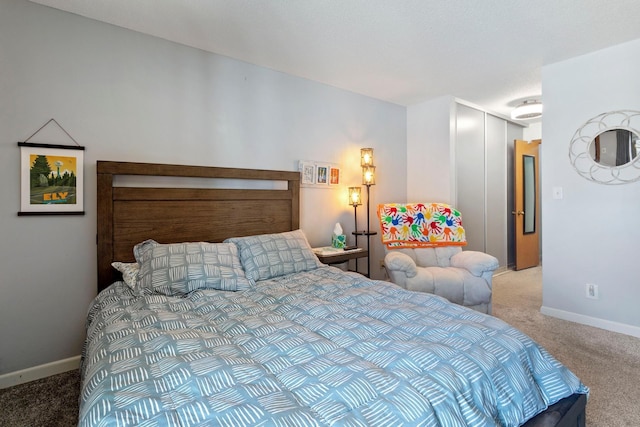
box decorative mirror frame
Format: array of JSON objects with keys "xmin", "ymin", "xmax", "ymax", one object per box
[{"xmin": 569, "ymin": 110, "xmax": 640, "ymax": 184}]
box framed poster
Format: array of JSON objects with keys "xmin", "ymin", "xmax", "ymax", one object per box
[{"xmin": 18, "ymin": 143, "xmax": 85, "ymax": 215}]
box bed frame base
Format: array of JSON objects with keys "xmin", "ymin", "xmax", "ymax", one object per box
[{"xmin": 524, "ymin": 393, "xmax": 587, "ymax": 427}]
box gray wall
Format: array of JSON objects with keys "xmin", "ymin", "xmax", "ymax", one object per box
[
  {"xmin": 541, "ymin": 38, "xmax": 640, "ymax": 336},
  {"xmin": 0, "ymin": 0, "xmax": 406, "ymax": 374},
  {"xmin": 406, "ymin": 95, "xmax": 456, "ymax": 203}
]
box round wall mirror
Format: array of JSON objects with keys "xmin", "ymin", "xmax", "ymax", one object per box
[
  {"xmin": 569, "ymin": 111, "xmax": 640, "ymax": 184},
  {"xmin": 588, "ymin": 128, "xmax": 640, "ymax": 167}
]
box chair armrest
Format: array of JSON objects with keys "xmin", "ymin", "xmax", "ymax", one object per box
[
  {"xmin": 450, "ymin": 251, "xmax": 499, "ymax": 277},
  {"xmin": 384, "ymin": 251, "xmax": 418, "ymax": 278}
]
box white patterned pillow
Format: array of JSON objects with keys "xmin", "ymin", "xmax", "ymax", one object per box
[
  {"xmin": 135, "ymin": 241, "xmax": 253, "ymax": 296},
  {"xmin": 111, "ymin": 262, "xmax": 140, "ymax": 290},
  {"xmin": 225, "ymin": 229, "xmax": 323, "ymax": 281}
]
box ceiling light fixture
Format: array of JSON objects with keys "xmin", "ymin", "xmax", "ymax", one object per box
[{"xmin": 511, "ymin": 100, "xmax": 543, "ymax": 120}]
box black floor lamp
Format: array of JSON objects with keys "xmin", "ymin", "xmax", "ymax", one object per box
[
  {"xmin": 348, "ymin": 186, "xmax": 362, "ymax": 271},
  {"xmin": 351, "ymin": 148, "xmax": 376, "ymax": 277}
]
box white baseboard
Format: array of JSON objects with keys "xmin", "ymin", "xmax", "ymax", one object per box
[
  {"xmin": 0, "ymin": 355, "xmax": 81, "ymax": 389},
  {"xmin": 540, "ymin": 306, "xmax": 640, "ymax": 339}
]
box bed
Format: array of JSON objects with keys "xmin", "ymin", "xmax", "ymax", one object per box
[{"xmin": 80, "ymin": 160, "xmax": 588, "ymax": 426}]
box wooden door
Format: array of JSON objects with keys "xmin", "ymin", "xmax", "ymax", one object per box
[{"xmin": 513, "ymin": 139, "xmax": 541, "ymax": 270}]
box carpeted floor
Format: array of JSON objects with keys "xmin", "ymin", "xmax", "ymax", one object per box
[
  {"xmin": 0, "ymin": 368, "xmax": 80, "ymax": 426},
  {"xmin": 1, "ymin": 266, "xmax": 638, "ymax": 426}
]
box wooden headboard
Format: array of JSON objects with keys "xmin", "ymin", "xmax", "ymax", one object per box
[{"xmin": 97, "ymin": 161, "xmax": 300, "ymax": 292}]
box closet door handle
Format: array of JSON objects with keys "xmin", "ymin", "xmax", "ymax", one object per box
[{"xmin": 511, "ymin": 210, "xmax": 525, "ymax": 216}]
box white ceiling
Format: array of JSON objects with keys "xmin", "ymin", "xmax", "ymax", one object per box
[{"xmin": 28, "ymin": 0, "xmax": 640, "ymax": 118}]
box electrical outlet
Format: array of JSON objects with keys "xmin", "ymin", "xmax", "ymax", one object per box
[
  {"xmin": 586, "ymin": 283, "xmax": 599, "ymax": 299},
  {"xmin": 552, "ymin": 187, "xmax": 563, "ymax": 200}
]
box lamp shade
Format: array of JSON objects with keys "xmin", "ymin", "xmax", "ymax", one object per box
[
  {"xmin": 360, "ymin": 148, "xmax": 374, "ymax": 167},
  {"xmin": 348, "ymin": 187, "xmax": 362, "ymax": 206},
  {"xmin": 511, "ymin": 100, "xmax": 542, "ymax": 120},
  {"xmin": 362, "ymin": 165, "xmax": 376, "ymax": 185}
]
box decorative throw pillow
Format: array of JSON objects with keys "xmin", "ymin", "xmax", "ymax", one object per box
[
  {"xmin": 135, "ymin": 241, "xmax": 253, "ymax": 296},
  {"xmin": 225, "ymin": 229, "xmax": 323, "ymax": 281},
  {"xmin": 111, "ymin": 262, "xmax": 140, "ymax": 290}
]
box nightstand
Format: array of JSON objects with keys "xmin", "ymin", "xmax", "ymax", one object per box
[{"xmin": 313, "ymin": 247, "xmax": 369, "ymax": 270}]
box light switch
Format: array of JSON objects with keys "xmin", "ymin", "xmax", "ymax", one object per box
[{"xmin": 552, "ymin": 187, "xmax": 563, "ymax": 200}]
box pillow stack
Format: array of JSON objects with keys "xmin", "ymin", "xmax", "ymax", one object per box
[{"xmin": 110, "ymin": 229, "xmax": 322, "ymax": 296}]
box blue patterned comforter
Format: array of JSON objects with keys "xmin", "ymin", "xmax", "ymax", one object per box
[{"xmin": 79, "ymin": 266, "xmax": 587, "ymax": 426}]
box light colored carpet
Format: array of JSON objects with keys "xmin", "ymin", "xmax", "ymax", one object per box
[{"xmin": 493, "ymin": 266, "xmax": 640, "ymax": 427}]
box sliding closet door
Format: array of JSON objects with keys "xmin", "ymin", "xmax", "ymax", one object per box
[
  {"xmin": 455, "ymin": 104, "xmax": 485, "ymax": 252},
  {"xmin": 485, "ymin": 114, "xmax": 507, "ymax": 267}
]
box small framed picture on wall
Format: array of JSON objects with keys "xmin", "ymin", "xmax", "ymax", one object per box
[
  {"xmin": 315, "ymin": 164, "xmax": 329, "ymax": 185},
  {"xmin": 299, "ymin": 161, "xmax": 316, "ymax": 185},
  {"xmin": 329, "ymin": 166, "xmax": 340, "ymax": 185}
]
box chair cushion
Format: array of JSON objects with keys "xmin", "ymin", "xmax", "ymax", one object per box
[
  {"xmin": 403, "ymin": 266, "xmax": 490, "ymax": 306},
  {"xmin": 412, "ymin": 246, "xmax": 462, "ymax": 268},
  {"xmin": 450, "ymin": 251, "xmax": 499, "ymax": 276}
]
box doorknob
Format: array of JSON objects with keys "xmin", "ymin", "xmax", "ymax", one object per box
[{"xmin": 511, "ymin": 210, "xmax": 525, "ymax": 215}]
